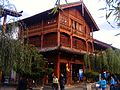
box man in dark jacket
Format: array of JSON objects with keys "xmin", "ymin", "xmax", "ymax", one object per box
[
  {"xmin": 59, "ymin": 74, "xmax": 65, "ymax": 90},
  {"xmin": 17, "ymin": 76, "xmax": 27, "ymax": 90}
]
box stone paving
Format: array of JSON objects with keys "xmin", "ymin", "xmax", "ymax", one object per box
[
  {"xmin": 0, "ymin": 86, "xmax": 16, "ymax": 90},
  {"xmin": 0, "ymin": 83, "xmax": 111, "ymax": 90}
]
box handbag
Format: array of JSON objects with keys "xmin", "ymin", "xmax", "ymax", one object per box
[{"xmin": 96, "ymin": 83, "xmax": 100, "ymax": 88}]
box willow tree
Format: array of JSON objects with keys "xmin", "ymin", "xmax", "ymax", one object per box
[
  {"xmin": 105, "ymin": 48, "xmax": 115, "ymax": 73},
  {"xmin": 86, "ymin": 51, "xmax": 108, "ymax": 72},
  {"xmin": 84, "ymin": 53, "xmax": 91, "ymax": 71},
  {"xmin": 101, "ymin": 0, "xmax": 120, "ymax": 26},
  {"xmin": 106, "ymin": 48, "xmax": 120, "ymax": 74},
  {"xmin": 113, "ymin": 49, "xmax": 120, "ymax": 74},
  {"xmin": 84, "ymin": 48, "xmax": 120, "ymax": 75},
  {"xmin": 0, "ymin": 0, "xmax": 52, "ymax": 82},
  {"xmin": 13, "ymin": 42, "xmax": 50, "ymax": 78}
]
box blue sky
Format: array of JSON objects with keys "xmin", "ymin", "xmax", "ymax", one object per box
[{"xmin": 8, "ymin": 0, "xmax": 120, "ymax": 49}]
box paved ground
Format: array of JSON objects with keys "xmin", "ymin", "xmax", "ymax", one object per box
[
  {"xmin": 0, "ymin": 83, "xmax": 113, "ymax": 90},
  {"xmin": 0, "ymin": 86, "xmax": 16, "ymax": 90},
  {"xmin": 43, "ymin": 83, "xmax": 88, "ymax": 90},
  {"xmin": 0, "ymin": 84, "xmax": 86, "ymax": 90}
]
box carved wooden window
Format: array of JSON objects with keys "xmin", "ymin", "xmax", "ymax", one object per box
[
  {"xmin": 71, "ymin": 19, "xmax": 82, "ymax": 32},
  {"xmin": 71, "ymin": 20, "xmax": 77, "ymax": 29},
  {"xmin": 76, "ymin": 23, "xmax": 82, "ymax": 31},
  {"xmin": 60, "ymin": 16, "xmax": 68, "ymax": 25},
  {"xmin": 76, "ymin": 23, "xmax": 79, "ymax": 30}
]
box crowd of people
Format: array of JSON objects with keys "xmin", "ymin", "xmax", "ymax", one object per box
[{"xmin": 96, "ymin": 72, "xmax": 119, "ymax": 90}]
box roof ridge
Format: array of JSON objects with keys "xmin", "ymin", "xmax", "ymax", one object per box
[{"xmin": 60, "ymin": 1, "xmax": 82, "ymax": 9}]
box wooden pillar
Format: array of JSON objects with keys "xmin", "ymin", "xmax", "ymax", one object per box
[
  {"xmin": 41, "ymin": 35, "xmax": 43, "ymax": 48},
  {"xmin": 66, "ymin": 61, "xmax": 71, "ymax": 85},
  {"xmin": 54, "ymin": 54, "xmax": 60, "ymax": 79},
  {"xmin": 2, "ymin": 15, "xmax": 7, "ymax": 34},
  {"xmin": 58, "ymin": 32, "xmax": 60, "ymax": 47},
  {"xmin": 86, "ymin": 41, "xmax": 88, "ymax": 52},
  {"xmin": 41, "ymin": 17, "xmax": 44, "ymax": 48},
  {"xmin": 70, "ymin": 36, "xmax": 72, "ymax": 49},
  {"xmin": 91, "ymin": 27, "xmax": 94, "ymax": 52},
  {"xmin": 69, "ymin": 63, "xmax": 72, "ymax": 84},
  {"xmin": 57, "ymin": 12, "xmax": 60, "ymax": 47}
]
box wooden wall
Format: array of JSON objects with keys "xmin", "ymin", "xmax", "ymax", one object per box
[{"xmin": 21, "ymin": 6, "xmax": 94, "ymax": 53}]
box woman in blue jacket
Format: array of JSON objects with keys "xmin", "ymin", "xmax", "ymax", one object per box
[{"xmin": 98, "ymin": 77, "xmax": 107, "ymax": 90}]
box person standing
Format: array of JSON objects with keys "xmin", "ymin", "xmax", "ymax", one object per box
[
  {"xmin": 98, "ymin": 77, "xmax": 107, "ymax": 90},
  {"xmin": 17, "ymin": 76, "xmax": 27, "ymax": 90},
  {"xmin": 110, "ymin": 76, "xmax": 117, "ymax": 90},
  {"xmin": 53, "ymin": 75, "xmax": 59, "ymax": 90},
  {"xmin": 59, "ymin": 74, "xmax": 65, "ymax": 90},
  {"xmin": 51, "ymin": 73, "xmax": 55, "ymax": 90}
]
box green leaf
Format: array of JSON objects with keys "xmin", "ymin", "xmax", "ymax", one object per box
[{"xmin": 106, "ymin": 11, "xmax": 113, "ymax": 19}]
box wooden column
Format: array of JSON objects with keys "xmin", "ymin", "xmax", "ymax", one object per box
[
  {"xmin": 58, "ymin": 32, "xmax": 60, "ymax": 47},
  {"xmin": 54, "ymin": 54, "xmax": 60, "ymax": 79},
  {"xmin": 57, "ymin": 12, "xmax": 60, "ymax": 47},
  {"xmin": 91, "ymin": 27, "xmax": 94, "ymax": 52},
  {"xmin": 69, "ymin": 63, "xmax": 72, "ymax": 84},
  {"xmin": 86, "ymin": 41, "xmax": 88, "ymax": 52},
  {"xmin": 66, "ymin": 61, "xmax": 71, "ymax": 85},
  {"xmin": 41, "ymin": 17, "xmax": 44, "ymax": 48},
  {"xmin": 2, "ymin": 15, "xmax": 7, "ymax": 34},
  {"xmin": 70, "ymin": 36, "xmax": 72, "ymax": 49},
  {"xmin": 41, "ymin": 35, "xmax": 43, "ymax": 48}
]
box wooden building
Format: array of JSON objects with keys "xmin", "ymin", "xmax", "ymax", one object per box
[
  {"xmin": 20, "ymin": 1, "xmax": 99, "ymax": 84},
  {"xmin": 94, "ymin": 39, "xmax": 114, "ymax": 51}
]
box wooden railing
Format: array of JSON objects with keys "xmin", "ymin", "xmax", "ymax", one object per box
[
  {"xmin": 43, "ymin": 24, "xmax": 58, "ymax": 31},
  {"xmin": 73, "ymin": 29, "xmax": 86, "ymax": 37},
  {"xmin": 22, "ymin": 23, "xmax": 58, "ymax": 36},
  {"xmin": 60, "ymin": 24, "xmax": 71, "ymax": 32}
]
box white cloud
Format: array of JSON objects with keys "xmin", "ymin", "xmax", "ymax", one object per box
[{"xmin": 93, "ymin": 30, "xmax": 120, "ymax": 49}]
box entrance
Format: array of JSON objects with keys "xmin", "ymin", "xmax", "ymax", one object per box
[
  {"xmin": 60, "ymin": 63, "xmax": 67, "ymax": 83},
  {"xmin": 72, "ymin": 64, "xmax": 83, "ymax": 82},
  {"xmin": 48, "ymin": 62, "xmax": 54, "ymax": 83}
]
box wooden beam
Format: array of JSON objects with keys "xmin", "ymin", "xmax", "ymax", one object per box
[
  {"xmin": 2, "ymin": 15, "xmax": 7, "ymax": 33},
  {"xmin": 1, "ymin": 7, "xmax": 22, "ymax": 17}
]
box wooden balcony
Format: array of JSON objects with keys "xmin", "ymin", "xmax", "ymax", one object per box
[
  {"xmin": 60, "ymin": 24, "xmax": 71, "ymax": 33},
  {"xmin": 73, "ymin": 29, "xmax": 86, "ymax": 38},
  {"xmin": 22, "ymin": 23, "xmax": 58, "ymax": 37}
]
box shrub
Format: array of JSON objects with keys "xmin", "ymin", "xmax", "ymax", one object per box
[{"xmin": 84, "ymin": 71, "xmax": 99, "ymax": 82}]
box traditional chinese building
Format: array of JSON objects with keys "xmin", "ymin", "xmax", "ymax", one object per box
[
  {"xmin": 94, "ymin": 39, "xmax": 115, "ymax": 51},
  {"xmin": 21, "ymin": 1, "xmax": 99, "ymax": 84}
]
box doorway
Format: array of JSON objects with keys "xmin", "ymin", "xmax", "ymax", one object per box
[
  {"xmin": 60, "ymin": 63, "xmax": 67, "ymax": 83},
  {"xmin": 72, "ymin": 64, "xmax": 83, "ymax": 82},
  {"xmin": 48, "ymin": 62, "xmax": 54, "ymax": 83}
]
